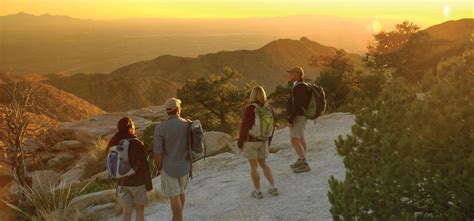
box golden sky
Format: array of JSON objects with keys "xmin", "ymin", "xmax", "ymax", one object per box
[{"xmin": 1, "ymin": 0, "xmax": 472, "ymax": 24}]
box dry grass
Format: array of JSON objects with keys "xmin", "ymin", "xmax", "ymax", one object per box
[
  {"xmin": 82, "ymin": 138, "xmax": 108, "ymax": 179},
  {"xmin": 148, "ymin": 190, "xmax": 168, "ymax": 203},
  {"xmin": 1, "ymin": 176, "xmax": 114, "ymax": 221},
  {"xmin": 1, "ymin": 175, "xmax": 94, "ymax": 220}
]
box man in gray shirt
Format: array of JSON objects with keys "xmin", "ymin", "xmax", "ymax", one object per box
[{"xmin": 153, "ymin": 98, "xmax": 191, "ymax": 221}]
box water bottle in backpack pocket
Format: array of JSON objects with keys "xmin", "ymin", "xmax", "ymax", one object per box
[{"xmin": 106, "ymin": 138, "xmax": 137, "ymax": 179}]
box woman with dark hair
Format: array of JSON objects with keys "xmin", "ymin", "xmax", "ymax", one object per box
[{"xmin": 107, "ymin": 117, "xmax": 152, "ymax": 221}]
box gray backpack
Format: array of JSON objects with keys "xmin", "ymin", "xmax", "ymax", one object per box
[{"xmin": 106, "ymin": 138, "xmax": 138, "ymax": 179}]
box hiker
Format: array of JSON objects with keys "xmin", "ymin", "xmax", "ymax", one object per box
[
  {"xmin": 153, "ymin": 98, "xmax": 203, "ymax": 221},
  {"xmin": 287, "ymin": 66, "xmax": 311, "ymax": 173},
  {"xmin": 107, "ymin": 117, "xmax": 152, "ymax": 221},
  {"xmin": 238, "ymin": 86, "xmax": 278, "ymax": 199}
]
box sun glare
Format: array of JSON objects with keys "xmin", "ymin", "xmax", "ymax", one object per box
[
  {"xmin": 443, "ymin": 5, "xmax": 451, "ymax": 19},
  {"xmin": 368, "ymin": 20, "xmax": 382, "ymax": 34}
]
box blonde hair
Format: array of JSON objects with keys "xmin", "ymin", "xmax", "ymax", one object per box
[{"xmin": 249, "ymin": 86, "xmax": 267, "ymax": 105}]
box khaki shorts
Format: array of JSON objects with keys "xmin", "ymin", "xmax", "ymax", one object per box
[
  {"xmin": 118, "ymin": 185, "xmax": 149, "ymax": 208},
  {"xmin": 290, "ymin": 116, "xmax": 308, "ymax": 138},
  {"xmin": 243, "ymin": 141, "xmax": 269, "ymax": 160},
  {"xmin": 161, "ymin": 169, "xmax": 189, "ymax": 197}
]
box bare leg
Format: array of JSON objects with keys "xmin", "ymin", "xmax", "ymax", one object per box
[
  {"xmin": 248, "ymin": 160, "xmax": 260, "ymax": 190},
  {"xmin": 135, "ymin": 205, "xmax": 145, "ymax": 221},
  {"xmin": 180, "ymin": 193, "xmax": 185, "ymax": 210},
  {"xmin": 291, "ymin": 137, "xmax": 306, "ymax": 160},
  {"xmin": 300, "ymin": 136, "xmax": 307, "ymax": 154},
  {"xmin": 257, "ymin": 159, "xmax": 275, "ymax": 187},
  {"xmin": 122, "ymin": 206, "xmax": 132, "ymax": 221},
  {"xmin": 170, "ymin": 195, "xmax": 183, "ymax": 221}
]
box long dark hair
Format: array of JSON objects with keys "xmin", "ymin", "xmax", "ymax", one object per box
[{"xmin": 107, "ymin": 117, "xmax": 137, "ymax": 148}]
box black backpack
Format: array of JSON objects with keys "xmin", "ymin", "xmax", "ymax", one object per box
[{"xmin": 299, "ymin": 82, "xmax": 327, "ymax": 119}]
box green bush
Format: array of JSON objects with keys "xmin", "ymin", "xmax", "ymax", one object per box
[
  {"xmin": 328, "ymin": 67, "xmax": 474, "ymax": 220},
  {"xmin": 312, "ymin": 49, "xmax": 360, "ymax": 112},
  {"xmin": 268, "ymin": 82, "xmax": 292, "ymax": 126}
]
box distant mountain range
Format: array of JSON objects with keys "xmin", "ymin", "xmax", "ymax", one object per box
[
  {"xmin": 45, "ymin": 37, "xmax": 362, "ymax": 112},
  {"xmin": 1, "ymin": 12, "xmax": 400, "ymax": 75},
  {"xmin": 1, "ymin": 17, "xmax": 471, "ymax": 118}
]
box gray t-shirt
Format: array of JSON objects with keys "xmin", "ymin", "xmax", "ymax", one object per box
[{"xmin": 153, "ymin": 115, "xmax": 191, "ymax": 177}]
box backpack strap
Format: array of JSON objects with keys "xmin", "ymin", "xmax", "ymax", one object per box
[
  {"xmin": 247, "ymin": 103, "xmax": 259, "ymax": 142},
  {"xmin": 185, "ymin": 119, "xmax": 194, "ymax": 179}
]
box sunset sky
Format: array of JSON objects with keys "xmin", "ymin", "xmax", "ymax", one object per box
[{"xmin": 1, "ymin": 0, "xmax": 472, "ymax": 25}]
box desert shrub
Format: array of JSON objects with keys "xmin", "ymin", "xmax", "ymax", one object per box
[{"xmin": 82, "ymin": 139, "xmax": 108, "ymax": 178}]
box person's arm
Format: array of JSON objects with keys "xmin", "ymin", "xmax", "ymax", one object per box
[
  {"xmin": 153, "ymin": 124, "xmax": 164, "ymax": 173},
  {"xmin": 238, "ymin": 105, "xmax": 255, "ymax": 149},
  {"xmin": 269, "ymin": 108, "xmax": 276, "ymax": 146},
  {"xmin": 287, "ymin": 86, "xmax": 297, "ymax": 124},
  {"xmin": 132, "ymin": 140, "xmax": 153, "ymax": 190}
]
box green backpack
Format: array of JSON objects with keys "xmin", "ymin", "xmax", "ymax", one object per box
[{"xmin": 248, "ymin": 104, "xmax": 274, "ymax": 140}]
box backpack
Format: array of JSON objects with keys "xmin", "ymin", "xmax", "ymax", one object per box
[
  {"xmin": 186, "ymin": 119, "xmax": 205, "ymax": 179},
  {"xmin": 294, "ymin": 82, "xmax": 327, "ymax": 120},
  {"xmin": 248, "ymin": 104, "xmax": 274, "ymax": 140},
  {"xmin": 106, "ymin": 138, "xmax": 138, "ymax": 179}
]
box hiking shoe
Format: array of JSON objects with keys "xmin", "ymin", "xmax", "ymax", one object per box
[
  {"xmin": 268, "ymin": 187, "xmax": 279, "ymax": 196},
  {"xmin": 293, "ymin": 163, "xmax": 311, "ymax": 173},
  {"xmin": 251, "ymin": 190, "xmax": 263, "ymax": 199},
  {"xmin": 290, "ymin": 159, "xmax": 304, "ymax": 169}
]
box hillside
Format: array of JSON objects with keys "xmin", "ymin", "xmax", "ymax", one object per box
[
  {"xmin": 111, "ymin": 37, "xmax": 362, "ymax": 87},
  {"xmin": 43, "ymin": 37, "xmax": 361, "ymax": 112},
  {"xmin": 0, "ymin": 81, "xmax": 105, "ymax": 122},
  {"xmin": 45, "ymin": 73, "xmax": 181, "ymax": 112},
  {"xmin": 395, "ymin": 19, "xmax": 473, "ymax": 80}
]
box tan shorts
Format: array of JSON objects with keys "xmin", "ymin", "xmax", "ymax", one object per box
[
  {"xmin": 290, "ymin": 116, "xmax": 308, "ymax": 138},
  {"xmin": 161, "ymin": 169, "xmax": 189, "ymax": 197},
  {"xmin": 118, "ymin": 185, "xmax": 149, "ymax": 207},
  {"xmin": 243, "ymin": 141, "xmax": 269, "ymax": 160}
]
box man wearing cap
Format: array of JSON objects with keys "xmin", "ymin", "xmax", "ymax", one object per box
[
  {"xmin": 287, "ymin": 67, "xmax": 311, "ymax": 173},
  {"xmin": 153, "ymin": 98, "xmax": 191, "ymax": 221}
]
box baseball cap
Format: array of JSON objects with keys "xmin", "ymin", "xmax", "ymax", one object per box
[
  {"xmin": 287, "ymin": 66, "xmax": 304, "ymax": 76},
  {"xmin": 164, "ymin": 98, "xmax": 181, "ymax": 112}
]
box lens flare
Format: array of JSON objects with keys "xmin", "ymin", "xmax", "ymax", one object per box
[
  {"xmin": 369, "ymin": 20, "xmax": 382, "ymax": 34},
  {"xmin": 443, "ymin": 5, "xmax": 451, "ymax": 19}
]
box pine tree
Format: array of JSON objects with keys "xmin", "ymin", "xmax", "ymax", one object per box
[
  {"xmin": 328, "ymin": 62, "xmax": 474, "ymax": 220},
  {"xmin": 177, "ymin": 68, "xmax": 247, "ymax": 135}
]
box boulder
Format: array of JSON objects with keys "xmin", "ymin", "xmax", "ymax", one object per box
[
  {"xmin": 36, "ymin": 151, "xmax": 55, "ymax": 161},
  {"xmin": 30, "ymin": 170, "xmax": 60, "ymax": 190},
  {"xmin": 87, "ymin": 170, "xmax": 112, "ymax": 182},
  {"xmin": 60, "ymin": 168, "xmax": 84, "ymax": 184},
  {"xmin": 83, "ymin": 203, "xmax": 116, "ymax": 219},
  {"xmin": 61, "ymin": 114, "xmax": 151, "ymax": 140},
  {"xmin": 68, "ymin": 189, "xmax": 115, "ymax": 212},
  {"xmin": 23, "ymin": 139, "xmax": 41, "ymax": 153},
  {"xmin": 52, "ymin": 140, "xmax": 83, "ymax": 151},
  {"xmin": 48, "ymin": 152, "xmax": 75, "ymax": 168},
  {"xmin": 127, "ymin": 105, "xmax": 166, "ymax": 120},
  {"xmin": 193, "ymin": 131, "xmax": 234, "ymax": 160}
]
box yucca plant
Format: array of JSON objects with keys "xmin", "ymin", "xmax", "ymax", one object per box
[{"xmin": 2, "ymin": 173, "xmax": 92, "ymax": 221}]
